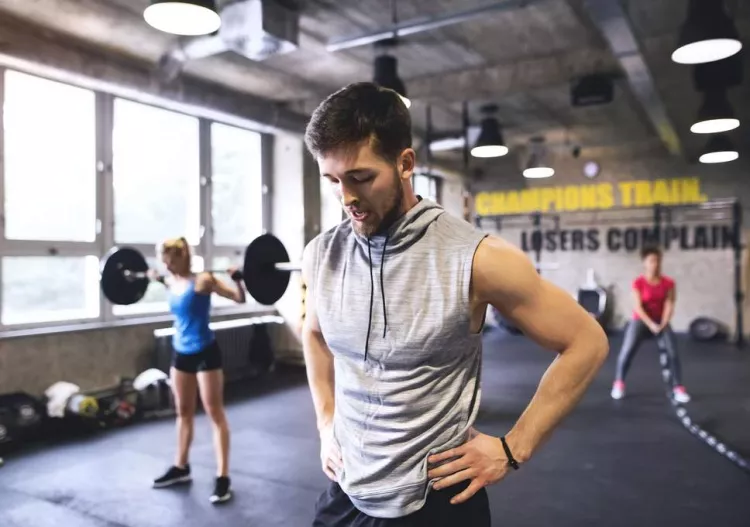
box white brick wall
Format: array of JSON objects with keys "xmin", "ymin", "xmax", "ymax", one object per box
[{"xmin": 471, "ymin": 152, "xmax": 750, "ymax": 336}]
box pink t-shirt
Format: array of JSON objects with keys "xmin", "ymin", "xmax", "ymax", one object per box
[{"xmin": 632, "ymin": 275, "xmax": 674, "ymax": 323}]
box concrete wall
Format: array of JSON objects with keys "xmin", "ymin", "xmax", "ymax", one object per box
[
  {"xmin": 0, "ymin": 311, "xmax": 305, "ymax": 396},
  {"xmin": 471, "ymin": 152, "xmax": 750, "ymax": 335}
]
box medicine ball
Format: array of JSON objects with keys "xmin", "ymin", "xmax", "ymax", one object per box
[{"xmin": 688, "ymin": 317, "xmax": 723, "ymax": 342}]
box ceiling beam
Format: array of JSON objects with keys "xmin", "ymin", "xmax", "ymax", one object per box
[
  {"xmin": 326, "ymin": 0, "xmax": 547, "ymax": 52},
  {"xmin": 578, "ymin": 0, "xmax": 682, "ymax": 156}
]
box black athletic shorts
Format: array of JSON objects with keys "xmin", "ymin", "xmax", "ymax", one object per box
[
  {"xmin": 312, "ymin": 481, "xmax": 491, "ymax": 527},
  {"xmin": 172, "ymin": 340, "xmax": 223, "ymax": 374}
]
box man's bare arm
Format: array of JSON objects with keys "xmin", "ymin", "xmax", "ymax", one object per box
[
  {"xmin": 301, "ymin": 242, "xmax": 335, "ymax": 431},
  {"xmin": 474, "ymin": 236, "xmax": 609, "ymax": 463}
]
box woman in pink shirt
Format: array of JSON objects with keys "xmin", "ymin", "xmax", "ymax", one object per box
[{"xmin": 611, "ymin": 247, "xmax": 691, "ymax": 403}]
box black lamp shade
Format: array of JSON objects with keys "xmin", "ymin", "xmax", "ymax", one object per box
[
  {"xmin": 673, "ymin": 0, "xmax": 742, "ymax": 64},
  {"xmin": 699, "ymin": 133, "xmax": 739, "ymax": 164},
  {"xmin": 470, "ymin": 117, "xmax": 508, "ymax": 158},
  {"xmin": 476, "ymin": 118, "xmax": 503, "ymax": 147},
  {"xmin": 692, "ymin": 90, "xmax": 739, "ymax": 133},
  {"xmin": 373, "ymin": 55, "xmax": 407, "ymax": 98},
  {"xmin": 698, "ymin": 91, "xmax": 734, "ymax": 121}
]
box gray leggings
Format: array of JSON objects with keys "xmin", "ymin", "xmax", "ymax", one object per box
[{"xmin": 615, "ymin": 319, "xmax": 682, "ymax": 386}]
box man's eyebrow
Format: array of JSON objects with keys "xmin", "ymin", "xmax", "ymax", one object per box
[{"xmin": 323, "ymin": 168, "xmax": 375, "ymax": 178}]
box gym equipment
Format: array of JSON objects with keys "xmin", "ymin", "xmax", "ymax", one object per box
[
  {"xmin": 689, "ymin": 317, "xmax": 725, "ymax": 342},
  {"xmin": 576, "ymin": 269, "xmax": 611, "ymax": 329},
  {"xmin": 100, "ymin": 247, "xmax": 150, "ymax": 305},
  {"xmin": 657, "ymin": 341, "xmax": 750, "ymax": 474},
  {"xmin": 133, "ymin": 369, "xmax": 175, "ymax": 418},
  {"xmin": 100, "ymin": 233, "xmax": 302, "ymax": 306},
  {"xmin": 0, "ymin": 392, "xmax": 45, "ymax": 449}
]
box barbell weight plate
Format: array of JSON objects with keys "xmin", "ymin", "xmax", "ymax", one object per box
[
  {"xmin": 100, "ymin": 247, "xmax": 149, "ymax": 305},
  {"xmin": 244, "ymin": 234, "xmax": 291, "ymax": 305}
]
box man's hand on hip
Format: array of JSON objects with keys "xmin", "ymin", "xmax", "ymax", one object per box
[
  {"xmin": 320, "ymin": 423, "xmax": 342, "ymax": 482},
  {"xmin": 427, "ymin": 429, "xmax": 512, "ymax": 504}
]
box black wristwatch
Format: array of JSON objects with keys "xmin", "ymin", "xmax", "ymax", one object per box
[{"xmin": 500, "ymin": 436, "xmax": 520, "ymax": 470}]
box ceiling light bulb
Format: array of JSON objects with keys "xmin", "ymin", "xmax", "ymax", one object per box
[
  {"xmin": 691, "ymin": 118, "xmax": 740, "ymax": 134},
  {"xmin": 699, "ymin": 150, "xmax": 739, "ymax": 164},
  {"xmin": 523, "ymin": 167, "xmax": 555, "ymax": 179},
  {"xmin": 672, "ymin": 39, "xmax": 742, "ymax": 65},
  {"xmin": 471, "ymin": 145, "xmax": 509, "ymax": 158}
]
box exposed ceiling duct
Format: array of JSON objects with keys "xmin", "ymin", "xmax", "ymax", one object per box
[
  {"xmin": 156, "ymin": 0, "xmax": 299, "ymax": 83},
  {"xmin": 581, "ymin": 0, "xmax": 682, "ymax": 157},
  {"xmin": 326, "ymin": 0, "xmax": 546, "ymax": 53}
]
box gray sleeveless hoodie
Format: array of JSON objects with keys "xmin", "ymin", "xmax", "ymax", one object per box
[{"xmin": 307, "ymin": 198, "xmax": 488, "ymax": 518}]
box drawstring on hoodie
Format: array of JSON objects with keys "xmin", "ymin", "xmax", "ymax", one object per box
[
  {"xmin": 380, "ymin": 234, "xmax": 389, "ymax": 337},
  {"xmin": 365, "ymin": 238, "xmax": 374, "ymax": 363},
  {"xmin": 364, "ymin": 234, "xmax": 390, "ymax": 363}
]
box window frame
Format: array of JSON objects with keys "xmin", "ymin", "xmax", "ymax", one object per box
[{"xmin": 0, "ymin": 69, "xmax": 272, "ymax": 333}]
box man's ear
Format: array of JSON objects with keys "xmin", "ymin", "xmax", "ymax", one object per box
[{"xmin": 399, "ymin": 148, "xmax": 416, "ymax": 180}]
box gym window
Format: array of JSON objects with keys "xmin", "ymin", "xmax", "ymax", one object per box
[
  {"xmin": 412, "ymin": 173, "xmax": 440, "ymax": 203},
  {"xmin": 0, "ymin": 69, "xmax": 267, "ymax": 331},
  {"xmin": 113, "ymin": 99, "xmax": 202, "ymax": 246}
]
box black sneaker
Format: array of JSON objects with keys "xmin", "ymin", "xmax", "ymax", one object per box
[
  {"xmin": 210, "ymin": 476, "xmax": 232, "ymax": 504},
  {"xmin": 153, "ymin": 465, "xmax": 191, "ymax": 488}
]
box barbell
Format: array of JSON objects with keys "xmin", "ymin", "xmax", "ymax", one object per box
[{"xmin": 99, "ymin": 234, "xmax": 302, "ymax": 307}]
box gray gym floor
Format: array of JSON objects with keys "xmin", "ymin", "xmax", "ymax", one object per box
[{"xmin": 1, "ymin": 331, "xmax": 749, "ymax": 527}]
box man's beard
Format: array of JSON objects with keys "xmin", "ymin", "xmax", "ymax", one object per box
[{"xmin": 353, "ymin": 169, "xmax": 404, "ymax": 237}]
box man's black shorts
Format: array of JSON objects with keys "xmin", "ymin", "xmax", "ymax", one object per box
[
  {"xmin": 172, "ymin": 340, "xmax": 223, "ymax": 374},
  {"xmin": 312, "ymin": 480, "xmax": 491, "ymax": 527}
]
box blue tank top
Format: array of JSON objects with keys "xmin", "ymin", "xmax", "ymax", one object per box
[{"xmin": 168, "ymin": 279, "xmax": 214, "ymax": 354}]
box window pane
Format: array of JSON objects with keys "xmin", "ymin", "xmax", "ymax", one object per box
[
  {"xmin": 2, "ymin": 256, "xmax": 99, "ymax": 325},
  {"xmin": 413, "ymin": 174, "xmax": 437, "ymax": 202},
  {"xmin": 3, "ymin": 71, "xmax": 96, "ymax": 242},
  {"xmin": 211, "ymin": 123, "xmax": 263, "ymax": 245},
  {"xmin": 113, "ymin": 99, "xmax": 200, "ymax": 245},
  {"xmin": 320, "ymin": 178, "xmax": 343, "ymax": 232},
  {"xmin": 112, "ymin": 255, "xmax": 203, "ymax": 316}
]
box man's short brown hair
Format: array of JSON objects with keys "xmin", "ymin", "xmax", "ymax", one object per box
[{"xmin": 304, "ymin": 82, "xmax": 411, "ymax": 163}]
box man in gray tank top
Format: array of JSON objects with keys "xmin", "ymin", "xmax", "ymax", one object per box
[{"xmin": 301, "ymin": 83, "xmax": 609, "ymax": 526}]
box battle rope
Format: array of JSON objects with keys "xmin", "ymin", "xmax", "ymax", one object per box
[{"xmin": 658, "ymin": 346, "xmax": 750, "ymax": 474}]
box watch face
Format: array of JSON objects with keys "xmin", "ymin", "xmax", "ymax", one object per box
[{"xmin": 584, "ymin": 161, "xmax": 600, "ymax": 179}]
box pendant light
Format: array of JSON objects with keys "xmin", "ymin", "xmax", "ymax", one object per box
[
  {"xmin": 471, "ymin": 104, "xmax": 508, "ymax": 158},
  {"xmin": 144, "ymin": 0, "xmax": 222, "ymax": 36},
  {"xmin": 672, "ymin": 0, "xmax": 742, "ymax": 65},
  {"xmin": 699, "ymin": 134, "xmax": 738, "ymax": 164},
  {"xmin": 691, "ymin": 91, "xmax": 740, "ymax": 134},
  {"xmin": 373, "ymin": 54, "xmax": 410, "ymax": 108},
  {"xmin": 523, "ymin": 137, "xmax": 554, "ymax": 179}
]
